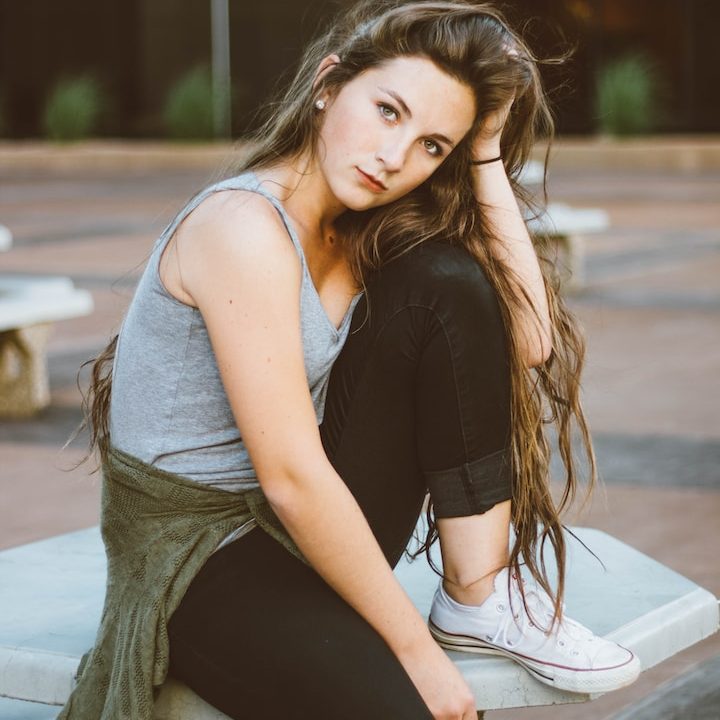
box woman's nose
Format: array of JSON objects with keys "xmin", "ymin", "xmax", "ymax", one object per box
[{"xmin": 375, "ymin": 137, "xmax": 411, "ymax": 172}]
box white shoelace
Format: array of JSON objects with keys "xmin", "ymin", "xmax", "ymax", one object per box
[{"xmin": 495, "ymin": 574, "xmax": 601, "ymax": 662}]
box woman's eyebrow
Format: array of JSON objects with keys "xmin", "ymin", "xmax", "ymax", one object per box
[
  {"xmin": 428, "ymin": 133, "xmax": 456, "ymax": 149},
  {"xmin": 377, "ymin": 86, "xmax": 457, "ymax": 148},
  {"xmin": 378, "ymin": 86, "xmax": 414, "ymax": 118}
]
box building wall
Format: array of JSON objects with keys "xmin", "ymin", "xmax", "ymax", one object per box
[
  {"xmin": 135, "ymin": 0, "xmax": 209, "ymax": 135},
  {"xmin": 0, "ymin": 0, "xmax": 140, "ymax": 137},
  {"xmin": 0, "ymin": 0, "xmax": 717, "ymax": 138}
]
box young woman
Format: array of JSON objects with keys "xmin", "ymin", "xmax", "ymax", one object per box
[{"xmin": 62, "ymin": 2, "xmax": 640, "ymax": 719}]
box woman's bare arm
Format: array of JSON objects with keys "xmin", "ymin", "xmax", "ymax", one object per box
[
  {"xmin": 470, "ymin": 98, "xmax": 552, "ymax": 368},
  {"xmin": 470, "ymin": 160, "xmax": 552, "ymax": 367},
  {"xmin": 176, "ymin": 191, "xmax": 475, "ymax": 718}
]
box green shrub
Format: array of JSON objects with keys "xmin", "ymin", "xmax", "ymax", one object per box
[
  {"xmin": 163, "ymin": 64, "xmax": 215, "ymax": 140},
  {"xmin": 595, "ymin": 54, "xmax": 660, "ymax": 136},
  {"xmin": 43, "ymin": 74, "xmax": 106, "ymax": 141}
]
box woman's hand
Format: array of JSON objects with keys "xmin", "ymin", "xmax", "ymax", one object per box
[
  {"xmin": 471, "ymin": 43, "xmax": 522, "ymax": 162},
  {"xmin": 399, "ymin": 638, "xmax": 477, "ymax": 719},
  {"xmin": 470, "ymin": 94, "xmax": 514, "ymax": 162}
]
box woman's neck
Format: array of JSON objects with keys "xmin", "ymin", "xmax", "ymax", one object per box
[
  {"xmin": 251, "ymin": 152, "xmax": 356, "ymax": 290},
  {"xmin": 252, "ymin": 151, "xmax": 346, "ymax": 242}
]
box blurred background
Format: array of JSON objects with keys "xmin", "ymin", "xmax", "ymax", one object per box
[
  {"xmin": 0, "ymin": 1, "xmax": 719, "ymax": 719},
  {"xmin": 1, "ymin": 0, "xmax": 719, "ymax": 139}
]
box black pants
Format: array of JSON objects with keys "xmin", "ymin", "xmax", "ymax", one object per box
[{"xmin": 168, "ymin": 241, "xmax": 513, "ymax": 719}]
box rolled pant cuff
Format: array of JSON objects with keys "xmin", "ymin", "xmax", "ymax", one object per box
[{"xmin": 424, "ymin": 447, "xmax": 513, "ymax": 519}]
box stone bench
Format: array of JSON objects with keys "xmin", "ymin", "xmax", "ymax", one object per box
[
  {"xmin": 0, "ymin": 224, "xmax": 12, "ymax": 253},
  {"xmin": 0, "ymin": 524, "xmax": 716, "ymax": 719},
  {"xmin": 521, "ymin": 160, "xmax": 610, "ymax": 291},
  {"xmin": 0, "ymin": 275, "xmax": 93, "ymax": 418},
  {"xmin": 528, "ymin": 203, "xmax": 609, "ymax": 291}
]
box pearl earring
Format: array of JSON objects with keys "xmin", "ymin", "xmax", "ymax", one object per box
[{"xmin": 314, "ymin": 98, "xmax": 326, "ymax": 111}]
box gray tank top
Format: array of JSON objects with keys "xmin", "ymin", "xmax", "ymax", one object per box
[{"xmin": 109, "ymin": 170, "xmax": 363, "ymax": 493}]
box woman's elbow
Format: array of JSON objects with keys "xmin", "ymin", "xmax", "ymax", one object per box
[
  {"xmin": 521, "ymin": 332, "xmax": 553, "ymax": 368},
  {"xmin": 259, "ymin": 468, "xmax": 306, "ymax": 515},
  {"xmin": 258, "ymin": 454, "xmax": 330, "ymax": 514},
  {"xmin": 528, "ymin": 345, "xmax": 552, "ymax": 368}
]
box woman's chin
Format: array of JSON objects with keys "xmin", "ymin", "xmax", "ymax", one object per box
[{"xmin": 341, "ymin": 190, "xmax": 393, "ymax": 212}]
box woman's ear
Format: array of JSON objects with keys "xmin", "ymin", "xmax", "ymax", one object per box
[{"xmin": 312, "ymin": 53, "xmax": 342, "ymax": 92}]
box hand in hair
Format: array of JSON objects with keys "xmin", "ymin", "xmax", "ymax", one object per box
[
  {"xmin": 470, "ymin": 94, "xmax": 515, "ymax": 162},
  {"xmin": 471, "ymin": 44, "xmax": 522, "ymax": 160}
]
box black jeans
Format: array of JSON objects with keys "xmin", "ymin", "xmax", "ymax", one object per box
[{"xmin": 168, "ymin": 241, "xmax": 513, "ymax": 719}]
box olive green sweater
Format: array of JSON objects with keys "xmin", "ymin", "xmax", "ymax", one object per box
[{"xmin": 58, "ymin": 445, "xmax": 306, "ymax": 720}]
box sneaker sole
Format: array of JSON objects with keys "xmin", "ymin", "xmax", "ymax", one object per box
[{"xmin": 428, "ymin": 618, "xmax": 641, "ymax": 695}]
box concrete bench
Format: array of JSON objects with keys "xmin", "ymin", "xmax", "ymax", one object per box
[
  {"xmin": 0, "ymin": 224, "xmax": 12, "ymax": 253},
  {"xmin": 527, "ymin": 203, "xmax": 609, "ymax": 291},
  {"xmin": 521, "ymin": 160, "xmax": 610, "ymax": 291},
  {"xmin": 0, "ymin": 525, "xmax": 716, "ymax": 719},
  {"xmin": 0, "ymin": 275, "xmax": 93, "ymax": 418},
  {"xmin": 0, "ymin": 697, "xmax": 59, "ymax": 720}
]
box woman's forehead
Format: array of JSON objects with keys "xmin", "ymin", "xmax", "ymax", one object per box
[{"xmin": 360, "ymin": 56, "xmax": 477, "ymax": 137}]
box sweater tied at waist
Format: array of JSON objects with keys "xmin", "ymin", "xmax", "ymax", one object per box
[{"xmin": 58, "ymin": 444, "xmax": 307, "ymax": 720}]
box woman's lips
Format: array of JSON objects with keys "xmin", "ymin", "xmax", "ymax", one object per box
[{"xmin": 355, "ymin": 167, "xmax": 386, "ymax": 192}]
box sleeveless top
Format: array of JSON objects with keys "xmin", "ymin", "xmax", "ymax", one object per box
[{"xmin": 108, "ymin": 170, "xmax": 364, "ymax": 493}]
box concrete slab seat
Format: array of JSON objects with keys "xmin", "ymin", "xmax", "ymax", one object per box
[
  {"xmin": 520, "ymin": 160, "xmax": 610, "ymax": 292},
  {"xmin": 0, "ymin": 696, "xmax": 61, "ymax": 720},
  {"xmin": 0, "ymin": 276, "xmax": 93, "ymax": 418},
  {"xmin": 527, "ymin": 204, "xmax": 609, "ymax": 292},
  {"xmin": 0, "ymin": 225, "xmax": 12, "ymax": 253},
  {"xmin": 0, "ymin": 526, "xmax": 717, "ymax": 719}
]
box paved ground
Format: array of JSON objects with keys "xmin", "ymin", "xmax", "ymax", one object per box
[{"xmin": 1, "ymin": 149, "xmax": 719, "ymax": 719}]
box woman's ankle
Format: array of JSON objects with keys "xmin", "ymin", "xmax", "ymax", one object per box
[{"xmin": 442, "ymin": 570, "xmax": 500, "ymax": 607}]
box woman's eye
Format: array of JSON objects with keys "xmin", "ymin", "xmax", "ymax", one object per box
[
  {"xmin": 378, "ymin": 103, "xmax": 398, "ymax": 122},
  {"xmin": 423, "ymin": 139, "xmax": 443, "ymax": 157}
]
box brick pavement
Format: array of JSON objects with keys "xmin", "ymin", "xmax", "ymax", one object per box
[{"xmin": 1, "ymin": 146, "xmax": 718, "ymax": 718}]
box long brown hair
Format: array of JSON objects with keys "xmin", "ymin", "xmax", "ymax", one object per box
[{"xmin": 77, "ymin": 0, "xmax": 596, "ymax": 627}]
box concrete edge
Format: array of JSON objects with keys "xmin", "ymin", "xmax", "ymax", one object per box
[
  {"xmin": 608, "ymin": 589, "xmax": 720, "ymax": 672},
  {"xmin": 1, "ymin": 136, "xmax": 720, "ymax": 173},
  {"xmin": 456, "ymin": 653, "xmax": 595, "ymax": 710},
  {"xmin": 533, "ymin": 136, "xmax": 720, "ymax": 172},
  {"xmin": 0, "ymin": 645, "xmax": 78, "ymax": 706},
  {"xmin": 0, "ymin": 140, "xmax": 241, "ymax": 174},
  {"xmin": 610, "ymin": 653, "xmax": 720, "ymax": 720},
  {"xmin": 0, "ymin": 291, "xmax": 94, "ymax": 333},
  {"xmin": 0, "ymin": 696, "xmax": 60, "ymax": 720}
]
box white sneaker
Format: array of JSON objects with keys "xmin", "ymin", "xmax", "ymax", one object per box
[{"xmin": 428, "ymin": 567, "xmax": 641, "ymax": 694}]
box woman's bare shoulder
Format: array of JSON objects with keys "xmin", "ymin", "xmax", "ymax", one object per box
[
  {"xmin": 178, "ymin": 187, "xmax": 292, "ymax": 252},
  {"xmin": 175, "ymin": 188, "xmax": 301, "ymax": 303}
]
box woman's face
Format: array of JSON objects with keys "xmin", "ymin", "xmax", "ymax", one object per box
[{"xmin": 316, "ymin": 55, "xmax": 476, "ymax": 211}]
